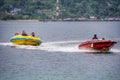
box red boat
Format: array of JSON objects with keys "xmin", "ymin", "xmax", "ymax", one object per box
[{"xmin": 79, "ymin": 40, "xmax": 117, "ymax": 52}]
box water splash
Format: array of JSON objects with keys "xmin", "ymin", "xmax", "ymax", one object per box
[
  {"xmin": 110, "ymin": 49, "xmax": 120, "ymax": 53},
  {"xmin": 0, "ymin": 42, "xmax": 14, "ymax": 46},
  {"xmin": 0, "ymin": 40, "xmax": 119, "ymax": 53}
]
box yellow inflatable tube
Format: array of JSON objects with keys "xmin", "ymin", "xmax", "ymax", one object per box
[{"xmin": 10, "ymin": 35, "xmax": 42, "ymax": 46}]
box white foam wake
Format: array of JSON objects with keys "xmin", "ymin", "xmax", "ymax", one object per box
[
  {"xmin": 0, "ymin": 42, "xmax": 15, "ymax": 46},
  {"xmin": 0, "ymin": 40, "xmax": 119, "ymax": 53},
  {"xmin": 110, "ymin": 49, "xmax": 120, "ymax": 53},
  {"xmin": 39, "ymin": 40, "xmax": 95, "ymax": 52}
]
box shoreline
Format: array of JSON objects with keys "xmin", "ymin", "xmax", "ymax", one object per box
[
  {"xmin": 0, "ymin": 19, "xmax": 120, "ymax": 22},
  {"xmin": 0, "ymin": 20, "xmax": 39, "ymax": 22}
]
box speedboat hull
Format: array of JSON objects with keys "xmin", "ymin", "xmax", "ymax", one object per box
[
  {"xmin": 79, "ymin": 40, "xmax": 117, "ymax": 52},
  {"xmin": 10, "ymin": 35, "xmax": 42, "ymax": 46}
]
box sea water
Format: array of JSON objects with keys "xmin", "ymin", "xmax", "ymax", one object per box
[{"xmin": 0, "ymin": 21, "xmax": 120, "ymax": 80}]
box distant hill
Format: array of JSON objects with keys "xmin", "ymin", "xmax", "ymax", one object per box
[{"xmin": 0, "ymin": 0, "xmax": 120, "ymax": 20}]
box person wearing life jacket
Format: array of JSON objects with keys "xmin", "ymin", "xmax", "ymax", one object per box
[
  {"xmin": 22, "ymin": 30, "xmax": 28, "ymax": 36},
  {"xmin": 15, "ymin": 33, "xmax": 19, "ymax": 35},
  {"xmin": 31, "ymin": 32, "xmax": 35, "ymax": 37}
]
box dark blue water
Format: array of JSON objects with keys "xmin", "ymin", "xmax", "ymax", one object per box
[{"xmin": 0, "ymin": 21, "xmax": 120, "ymax": 80}]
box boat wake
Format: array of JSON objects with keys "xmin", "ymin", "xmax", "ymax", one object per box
[{"xmin": 0, "ymin": 40, "xmax": 119, "ymax": 53}]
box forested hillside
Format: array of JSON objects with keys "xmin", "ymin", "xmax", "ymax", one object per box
[{"xmin": 0, "ymin": 0, "xmax": 120, "ymax": 20}]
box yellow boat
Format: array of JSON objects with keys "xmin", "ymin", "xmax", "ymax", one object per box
[{"xmin": 10, "ymin": 35, "xmax": 42, "ymax": 46}]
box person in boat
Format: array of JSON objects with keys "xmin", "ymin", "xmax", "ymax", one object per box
[
  {"xmin": 31, "ymin": 32, "xmax": 35, "ymax": 37},
  {"xmin": 15, "ymin": 33, "xmax": 19, "ymax": 35},
  {"xmin": 92, "ymin": 34, "xmax": 98, "ymax": 40},
  {"xmin": 102, "ymin": 38, "xmax": 105, "ymax": 40},
  {"xmin": 22, "ymin": 30, "xmax": 28, "ymax": 36}
]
